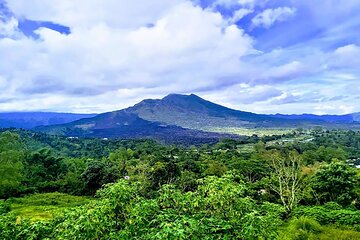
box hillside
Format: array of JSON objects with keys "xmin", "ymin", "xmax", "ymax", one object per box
[
  {"xmin": 124, "ymin": 94, "xmax": 351, "ymax": 129},
  {"xmin": 36, "ymin": 94, "xmax": 360, "ymax": 141},
  {"xmin": 36, "ymin": 111, "xmax": 238, "ymax": 144},
  {"xmin": 125, "ymin": 94, "xmax": 272, "ymax": 129}
]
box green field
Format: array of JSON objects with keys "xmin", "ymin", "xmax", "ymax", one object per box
[
  {"xmin": 206, "ymin": 127, "xmax": 294, "ymax": 136},
  {"xmin": 6, "ymin": 193, "xmax": 91, "ymax": 221}
]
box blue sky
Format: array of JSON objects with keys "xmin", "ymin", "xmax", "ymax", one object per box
[{"xmin": 0, "ymin": 0, "xmax": 359, "ymax": 114}]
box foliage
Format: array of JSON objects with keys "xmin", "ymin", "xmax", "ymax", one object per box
[
  {"xmin": 0, "ymin": 200, "xmax": 11, "ymax": 215},
  {"xmin": 278, "ymin": 217, "xmax": 360, "ymax": 240},
  {"xmin": 0, "ymin": 177, "xmax": 285, "ymax": 239},
  {"xmin": 293, "ymin": 203, "xmax": 360, "ymax": 230},
  {"xmin": 6, "ymin": 192, "xmax": 91, "ymax": 221},
  {"xmin": 311, "ymin": 160, "xmax": 359, "ymax": 206},
  {"xmin": 0, "ymin": 128, "xmax": 360, "ymax": 239},
  {"xmin": 0, "ymin": 131, "xmax": 25, "ymax": 198},
  {"xmin": 302, "ymin": 146, "xmax": 347, "ymax": 164},
  {"xmin": 266, "ymin": 150, "xmax": 304, "ymax": 215}
]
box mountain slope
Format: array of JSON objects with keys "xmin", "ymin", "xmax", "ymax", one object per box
[
  {"xmin": 124, "ymin": 94, "xmax": 332, "ymax": 129},
  {"xmin": 36, "ymin": 94, "xmax": 360, "ymax": 142},
  {"xmin": 37, "ymin": 110, "xmax": 238, "ymax": 144},
  {"xmin": 125, "ymin": 94, "xmax": 283, "ymax": 129},
  {"xmin": 0, "ymin": 112, "xmax": 97, "ymax": 129}
]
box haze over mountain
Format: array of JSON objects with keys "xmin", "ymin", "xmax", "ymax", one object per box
[
  {"xmin": 0, "ymin": 112, "xmax": 96, "ymax": 129},
  {"xmin": 35, "ymin": 94, "xmax": 360, "ymax": 142},
  {"xmin": 272, "ymin": 113, "xmax": 360, "ymax": 124}
]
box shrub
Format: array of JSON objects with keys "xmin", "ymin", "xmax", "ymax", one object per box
[
  {"xmin": 0, "ymin": 200, "xmax": 11, "ymax": 214},
  {"xmin": 293, "ymin": 203, "xmax": 360, "ymax": 230},
  {"xmin": 278, "ymin": 217, "xmax": 323, "ymax": 240},
  {"xmin": 278, "ymin": 217, "xmax": 360, "ymax": 240}
]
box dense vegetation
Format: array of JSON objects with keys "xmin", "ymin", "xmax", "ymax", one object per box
[{"xmin": 0, "ymin": 128, "xmax": 360, "ymax": 239}]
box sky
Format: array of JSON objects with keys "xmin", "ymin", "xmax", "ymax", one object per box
[{"xmin": 0, "ymin": 0, "xmax": 359, "ymax": 114}]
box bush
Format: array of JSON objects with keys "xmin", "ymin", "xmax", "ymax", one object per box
[
  {"xmin": 0, "ymin": 214, "xmax": 54, "ymax": 240},
  {"xmin": 278, "ymin": 217, "xmax": 360, "ymax": 240},
  {"xmin": 319, "ymin": 228, "xmax": 360, "ymax": 240},
  {"xmin": 293, "ymin": 203, "xmax": 360, "ymax": 230},
  {"xmin": 0, "ymin": 177, "xmax": 285, "ymax": 239},
  {"xmin": 311, "ymin": 160, "xmax": 359, "ymax": 206},
  {"xmin": 291, "ymin": 217, "xmax": 323, "ymax": 233},
  {"xmin": 278, "ymin": 217, "xmax": 323, "ymax": 240},
  {"xmin": 0, "ymin": 200, "xmax": 11, "ymax": 214}
]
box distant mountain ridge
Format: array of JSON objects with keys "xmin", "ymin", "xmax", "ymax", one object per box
[
  {"xmin": 1, "ymin": 94, "xmax": 358, "ymax": 143},
  {"xmin": 124, "ymin": 94, "xmax": 359, "ymax": 129},
  {"xmin": 272, "ymin": 113, "xmax": 360, "ymax": 124},
  {"xmin": 34, "ymin": 94, "xmax": 360, "ymax": 143},
  {"xmin": 0, "ymin": 112, "xmax": 97, "ymax": 129}
]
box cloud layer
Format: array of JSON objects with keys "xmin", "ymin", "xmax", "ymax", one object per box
[{"xmin": 0, "ymin": 0, "xmax": 359, "ymax": 114}]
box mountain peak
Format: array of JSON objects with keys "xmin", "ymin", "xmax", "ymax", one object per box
[
  {"xmin": 130, "ymin": 94, "xmax": 202, "ymax": 109},
  {"xmin": 160, "ymin": 93, "xmax": 215, "ymax": 110},
  {"xmin": 124, "ymin": 93, "xmax": 269, "ymax": 130},
  {"xmin": 162, "ymin": 93, "xmax": 202, "ymax": 101}
]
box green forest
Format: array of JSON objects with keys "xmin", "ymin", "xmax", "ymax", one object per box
[{"xmin": 1, "ymin": 128, "xmax": 360, "ymax": 239}]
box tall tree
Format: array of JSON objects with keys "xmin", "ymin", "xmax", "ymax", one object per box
[
  {"xmin": 312, "ymin": 160, "xmax": 359, "ymax": 206},
  {"xmin": 267, "ymin": 150, "xmax": 304, "ymax": 215},
  {"xmin": 0, "ymin": 132, "xmax": 25, "ymax": 198},
  {"xmin": 109, "ymin": 148, "xmax": 134, "ymax": 177}
]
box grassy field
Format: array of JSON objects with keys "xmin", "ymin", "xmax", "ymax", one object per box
[
  {"xmin": 6, "ymin": 192, "xmax": 92, "ymax": 221},
  {"xmin": 205, "ymin": 127, "xmax": 294, "ymax": 136},
  {"xmin": 232, "ymin": 132, "xmax": 312, "ymax": 153}
]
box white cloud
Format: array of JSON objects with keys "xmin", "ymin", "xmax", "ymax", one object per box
[
  {"xmin": 259, "ymin": 61, "xmax": 304, "ymax": 83},
  {"xmin": 313, "ymin": 104, "xmax": 355, "ymax": 115},
  {"xmin": 0, "ymin": 1, "xmax": 255, "ymax": 112},
  {"xmin": 202, "ymin": 84, "xmax": 283, "ymax": 106},
  {"xmin": 228, "ymin": 8, "xmax": 253, "ymax": 24},
  {"xmin": 331, "ymin": 44, "xmax": 360, "ymax": 67},
  {"xmin": 211, "ymin": 0, "xmax": 266, "ymax": 9},
  {"xmin": 0, "ymin": 16, "xmax": 21, "ymax": 38},
  {"xmin": 6, "ymin": 0, "xmax": 186, "ymax": 29},
  {"xmin": 0, "ymin": 0, "xmax": 359, "ymax": 114},
  {"xmin": 334, "ymin": 44, "xmax": 360, "ymax": 57},
  {"xmin": 252, "ymin": 7, "xmax": 296, "ymax": 28}
]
